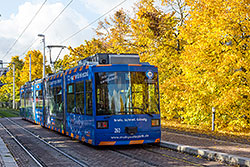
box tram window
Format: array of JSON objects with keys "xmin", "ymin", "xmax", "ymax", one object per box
[
  {"xmin": 131, "ymin": 72, "xmax": 146, "ymax": 114},
  {"xmin": 76, "ymin": 81, "xmax": 84, "ymax": 115},
  {"xmin": 131, "ymin": 72, "xmax": 159, "ymax": 114},
  {"xmin": 67, "ymin": 83, "xmax": 75, "ymax": 113},
  {"xmin": 53, "ymin": 87, "xmax": 57, "ymax": 105},
  {"xmin": 35, "ymin": 90, "xmax": 43, "ymax": 109},
  {"xmin": 131, "ymin": 84, "xmax": 144, "ymax": 114},
  {"xmin": 27, "ymin": 91, "xmax": 32, "ymax": 107},
  {"xmin": 47, "ymin": 84, "xmax": 54, "ymax": 113},
  {"xmin": 95, "ymin": 72, "xmax": 160, "ymax": 116},
  {"xmin": 26, "ymin": 91, "xmax": 29, "ymax": 107},
  {"xmin": 148, "ymin": 83, "xmax": 159, "ymax": 114},
  {"xmin": 86, "ymin": 80, "xmax": 92, "ymax": 115},
  {"xmin": 21, "ymin": 93, "xmax": 25, "ymax": 108},
  {"xmin": 25, "ymin": 92, "xmax": 27, "ymax": 107},
  {"xmin": 56, "ymin": 86, "xmax": 63, "ymax": 113}
]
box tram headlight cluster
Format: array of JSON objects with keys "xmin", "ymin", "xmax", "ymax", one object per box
[
  {"xmin": 151, "ymin": 119, "xmax": 160, "ymax": 127},
  {"xmin": 97, "ymin": 121, "xmax": 109, "ymax": 129}
]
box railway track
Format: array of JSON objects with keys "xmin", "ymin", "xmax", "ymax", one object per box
[
  {"xmin": 0, "ymin": 122, "xmax": 44, "ymax": 167},
  {"xmin": 109, "ymin": 148, "xmax": 159, "ymax": 166},
  {"xmin": 0, "ymin": 118, "xmax": 228, "ymax": 167},
  {"xmin": 142, "ymin": 146, "xmax": 205, "ymax": 167},
  {"xmin": 109, "ymin": 145, "xmax": 212, "ymax": 167},
  {"xmin": 0, "ymin": 118, "xmax": 89, "ymax": 167}
]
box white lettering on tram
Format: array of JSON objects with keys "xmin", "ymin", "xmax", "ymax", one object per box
[
  {"xmin": 100, "ymin": 73, "xmax": 117, "ymax": 84},
  {"xmin": 113, "ymin": 118, "xmax": 147, "ymax": 122},
  {"xmin": 74, "ymin": 72, "xmax": 88, "ymax": 80},
  {"xmin": 67, "ymin": 72, "xmax": 89, "ymax": 82},
  {"xmin": 50, "ymin": 79, "xmax": 62, "ymax": 86},
  {"xmin": 111, "ymin": 134, "xmax": 149, "ymax": 140}
]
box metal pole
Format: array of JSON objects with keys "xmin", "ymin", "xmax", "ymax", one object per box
[
  {"xmin": 43, "ymin": 36, "xmax": 46, "ymax": 79},
  {"xmin": 212, "ymin": 107, "xmax": 215, "ymax": 131},
  {"xmin": 38, "ymin": 34, "xmax": 46, "ymax": 79},
  {"xmin": 48, "ymin": 47, "xmax": 54, "ymax": 73},
  {"xmin": 29, "ymin": 54, "xmax": 32, "ymax": 81},
  {"xmin": 47, "ymin": 45, "xmax": 66, "ymax": 73},
  {"xmin": 13, "ymin": 63, "xmax": 15, "ymax": 109}
]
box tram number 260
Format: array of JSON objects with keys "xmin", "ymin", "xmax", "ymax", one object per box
[{"xmin": 114, "ymin": 128, "xmax": 121, "ymax": 133}]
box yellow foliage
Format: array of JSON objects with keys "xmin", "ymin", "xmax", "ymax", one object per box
[
  {"xmin": 0, "ymin": 56, "xmax": 24, "ymax": 102},
  {"xmin": 179, "ymin": 0, "xmax": 250, "ymax": 131},
  {"xmin": 19, "ymin": 50, "xmax": 51, "ymax": 84}
]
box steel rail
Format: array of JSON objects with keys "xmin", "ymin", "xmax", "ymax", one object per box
[
  {"xmin": 143, "ymin": 146, "xmax": 204, "ymax": 167},
  {"xmin": 6, "ymin": 118, "xmax": 89, "ymax": 167},
  {"xmin": 0, "ymin": 122, "xmax": 44, "ymax": 167},
  {"xmin": 110, "ymin": 148, "xmax": 159, "ymax": 166},
  {"xmin": 111, "ymin": 145, "xmax": 204, "ymax": 167}
]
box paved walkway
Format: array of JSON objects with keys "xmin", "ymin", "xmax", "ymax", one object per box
[
  {"xmin": 161, "ymin": 129, "xmax": 250, "ymax": 166},
  {"xmin": 0, "ymin": 137, "xmax": 18, "ymax": 167}
]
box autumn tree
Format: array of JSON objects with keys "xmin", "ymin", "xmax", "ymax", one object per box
[
  {"xmin": 19, "ymin": 50, "xmax": 52, "ymax": 84},
  {"xmin": 56, "ymin": 38, "xmax": 108, "ymax": 71},
  {"xmin": 0, "ymin": 56, "xmax": 24, "ymax": 103},
  {"xmin": 130, "ymin": 0, "xmax": 188, "ymax": 121},
  {"xmin": 96, "ymin": 9, "xmax": 134, "ymax": 53},
  {"xmin": 180, "ymin": 0, "xmax": 250, "ymax": 131},
  {"xmin": 58, "ymin": 9, "xmax": 134, "ymax": 71}
]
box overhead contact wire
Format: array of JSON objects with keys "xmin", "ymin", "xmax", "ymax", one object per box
[
  {"xmin": 2, "ymin": 0, "xmax": 47, "ymax": 59},
  {"xmin": 42, "ymin": 0, "xmax": 73, "ymax": 33},
  {"xmin": 20, "ymin": 0, "xmax": 74, "ymax": 58},
  {"xmin": 60, "ymin": 0, "xmax": 128, "ymax": 44}
]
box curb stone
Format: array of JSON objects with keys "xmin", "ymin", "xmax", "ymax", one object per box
[
  {"xmin": 0, "ymin": 137, "xmax": 18, "ymax": 167},
  {"xmin": 160, "ymin": 141, "xmax": 250, "ymax": 167}
]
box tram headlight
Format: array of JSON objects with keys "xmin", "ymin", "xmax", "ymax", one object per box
[
  {"xmin": 97, "ymin": 121, "xmax": 109, "ymax": 129},
  {"xmin": 151, "ymin": 119, "xmax": 160, "ymax": 127}
]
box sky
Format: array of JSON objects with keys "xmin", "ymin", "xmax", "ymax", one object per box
[{"xmin": 0, "ymin": 0, "xmax": 138, "ymax": 65}]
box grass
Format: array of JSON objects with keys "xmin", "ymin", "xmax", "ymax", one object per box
[
  {"xmin": 162, "ymin": 119, "xmax": 250, "ymax": 141},
  {"xmin": 0, "ymin": 108, "xmax": 20, "ymax": 118}
]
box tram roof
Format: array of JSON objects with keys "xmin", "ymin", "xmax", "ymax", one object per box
[{"xmin": 78, "ymin": 53, "xmax": 141, "ymax": 66}]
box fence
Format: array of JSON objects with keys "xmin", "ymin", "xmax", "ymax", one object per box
[{"xmin": 0, "ymin": 101, "xmax": 20, "ymax": 109}]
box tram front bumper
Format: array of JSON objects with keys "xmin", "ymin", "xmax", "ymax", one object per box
[{"xmin": 96, "ymin": 131, "xmax": 161, "ymax": 146}]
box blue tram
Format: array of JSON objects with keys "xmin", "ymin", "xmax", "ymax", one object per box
[
  {"xmin": 20, "ymin": 81, "xmax": 34, "ymax": 121},
  {"xmin": 20, "ymin": 53, "xmax": 161, "ymax": 145},
  {"xmin": 34, "ymin": 79, "xmax": 44, "ymax": 125}
]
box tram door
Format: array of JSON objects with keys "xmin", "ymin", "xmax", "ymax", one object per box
[
  {"xmin": 44, "ymin": 80, "xmax": 50, "ymax": 127},
  {"xmin": 34, "ymin": 81, "xmax": 43, "ymax": 124},
  {"xmin": 45, "ymin": 78, "xmax": 64, "ymax": 131},
  {"xmin": 83, "ymin": 80, "xmax": 94, "ymax": 143}
]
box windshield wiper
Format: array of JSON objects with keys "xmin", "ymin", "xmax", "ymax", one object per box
[
  {"xmin": 129, "ymin": 107, "xmax": 154, "ymax": 117},
  {"xmin": 143, "ymin": 111, "xmax": 153, "ymax": 117}
]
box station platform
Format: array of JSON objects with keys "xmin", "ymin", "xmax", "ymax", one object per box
[
  {"xmin": 161, "ymin": 129, "xmax": 250, "ymax": 166},
  {"xmin": 0, "ymin": 137, "xmax": 18, "ymax": 167}
]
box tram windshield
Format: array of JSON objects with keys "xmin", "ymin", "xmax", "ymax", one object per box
[{"xmin": 95, "ymin": 72, "xmax": 159, "ymax": 116}]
